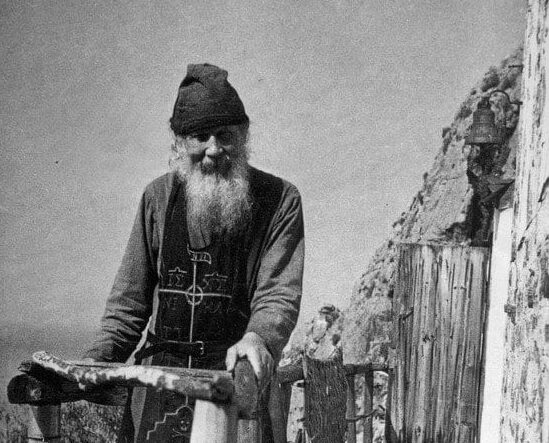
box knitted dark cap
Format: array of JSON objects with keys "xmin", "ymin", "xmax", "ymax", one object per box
[{"xmin": 170, "ymin": 63, "xmax": 249, "ymax": 135}]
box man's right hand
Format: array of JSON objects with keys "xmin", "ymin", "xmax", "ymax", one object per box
[{"xmin": 225, "ymin": 332, "xmax": 274, "ymax": 390}]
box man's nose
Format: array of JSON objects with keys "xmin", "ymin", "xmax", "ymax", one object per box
[{"xmin": 204, "ymin": 136, "xmax": 223, "ymax": 157}]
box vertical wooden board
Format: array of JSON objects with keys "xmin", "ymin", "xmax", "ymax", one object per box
[
  {"xmin": 439, "ymin": 247, "xmax": 457, "ymax": 436},
  {"xmin": 303, "ymin": 354, "xmax": 347, "ymax": 443},
  {"xmin": 268, "ymin": 375, "xmax": 292, "ymax": 443},
  {"xmin": 434, "ymin": 249, "xmax": 452, "ymax": 438},
  {"xmin": 393, "ymin": 245, "xmax": 490, "ymax": 442},
  {"xmin": 460, "ymin": 250, "xmax": 489, "ymax": 439},
  {"xmin": 405, "ymin": 248, "xmax": 418, "ymax": 438},
  {"xmin": 422, "ymin": 247, "xmax": 439, "ymax": 441},
  {"xmin": 346, "ymin": 374, "xmax": 357, "ymax": 443},
  {"xmin": 363, "ymin": 369, "xmax": 374, "ymax": 443},
  {"xmin": 454, "ymin": 251, "xmax": 472, "ymax": 441},
  {"xmin": 404, "ymin": 245, "xmax": 416, "ymax": 440},
  {"xmin": 406, "ymin": 247, "xmax": 425, "ymax": 438},
  {"xmin": 392, "ymin": 245, "xmax": 412, "ymax": 439},
  {"xmin": 476, "ymin": 251, "xmax": 491, "ymax": 439},
  {"xmin": 447, "ymin": 249, "xmax": 468, "ymax": 436},
  {"xmin": 412, "ymin": 245, "xmax": 434, "ymax": 442},
  {"xmin": 392, "ymin": 247, "xmax": 405, "ymax": 437},
  {"xmin": 454, "ymin": 255, "xmax": 472, "ymax": 441},
  {"xmin": 445, "ymin": 250, "xmax": 458, "ymax": 429},
  {"xmin": 397, "ymin": 245, "xmax": 411, "ymax": 438},
  {"xmin": 431, "ymin": 250, "xmax": 448, "ymax": 439},
  {"xmin": 385, "ymin": 369, "xmax": 398, "ymax": 443}
]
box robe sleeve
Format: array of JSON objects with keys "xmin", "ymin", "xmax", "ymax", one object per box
[
  {"xmin": 83, "ymin": 189, "xmax": 158, "ymax": 362},
  {"xmin": 245, "ymin": 185, "xmax": 304, "ymax": 362}
]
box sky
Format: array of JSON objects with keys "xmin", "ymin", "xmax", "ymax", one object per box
[{"xmin": 0, "ymin": 0, "xmax": 525, "ymax": 345}]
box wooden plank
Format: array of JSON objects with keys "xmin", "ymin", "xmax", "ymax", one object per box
[
  {"xmin": 277, "ymin": 363, "xmax": 304, "ymax": 384},
  {"xmin": 303, "ymin": 353, "xmax": 347, "ymax": 443},
  {"xmin": 406, "ymin": 248, "xmax": 424, "ymax": 441},
  {"xmin": 346, "ymin": 374, "xmax": 357, "ymax": 443},
  {"xmin": 29, "ymin": 351, "xmax": 233, "ymax": 403},
  {"xmin": 447, "ymin": 248, "xmax": 467, "ymax": 440},
  {"xmin": 7, "ymin": 373, "xmax": 128, "ymax": 406},
  {"xmin": 392, "ymin": 244, "xmax": 490, "ymax": 442},
  {"xmin": 233, "ymin": 359, "xmax": 259, "ymax": 420},
  {"xmin": 269, "ymin": 373, "xmax": 293, "ymax": 443},
  {"xmin": 385, "ymin": 369, "xmax": 398, "ymax": 443},
  {"xmin": 427, "ymin": 249, "xmax": 443, "ymax": 440},
  {"xmin": 362, "ymin": 369, "xmax": 374, "ymax": 443},
  {"xmin": 275, "ymin": 362, "xmax": 387, "ymax": 386},
  {"xmin": 395, "ymin": 244, "xmax": 413, "ymax": 440},
  {"xmin": 458, "ymin": 251, "xmax": 489, "ymax": 442},
  {"xmin": 9, "ymin": 353, "xmax": 260, "ymax": 421},
  {"xmin": 412, "ymin": 245, "xmax": 433, "ymax": 442}
]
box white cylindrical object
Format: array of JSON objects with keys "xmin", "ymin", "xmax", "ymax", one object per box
[{"xmin": 190, "ymin": 399, "xmax": 238, "ymax": 443}]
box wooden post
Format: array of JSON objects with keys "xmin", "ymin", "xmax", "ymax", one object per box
[
  {"xmin": 384, "ymin": 368, "xmax": 397, "ymax": 443},
  {"xmin": 269, "ymin": 374, "xmax": 292, "ymax": 443},
  {"xmin": 303, "ymin": 353, "xmax": 347, "ymax": 443},
  {"xmin": 190, "ymin": 400, "xmax": 238, "ymax": 443},
  {"xmin": 362, "ymin": 369, "xmax": 373, "ymax": 443},
  {"xmin": 27, "ymin": 405, "xmax": 61, "ymax": 443},
  {"xmin": 345, "ymin": 373, "xmax": 357, "ymax": 443}
]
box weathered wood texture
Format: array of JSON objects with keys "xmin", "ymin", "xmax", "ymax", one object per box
[
  {"xmin": 269, "ymin": 373, "xmax": 293, "ymax": 443},
  {"xmin": 27, "ymin": 405, "xmax": 61, "ymax": 443},
  {"xmin": 346, "ymin": 373, "xmax": 357, "ymax": 443},
  {"xmin": 35, "ymin": 351, "xmax": 234, "ymax": 402},
  {"xmin": 363, "ymin": 369, "xmax": 374, "ymax": 443},
  {"xmin": 8, "ymin": 351, "xmax": 233, "ymax": 406},
  {"xmin": 303, "ymin": 353, "xmax": 347, "ymax": 443},
  {"xmin": 500, "ymin": 2, "xmax": 549, "ymax": 441},
  {"xmin": 279, "ymin": 361, "xmax": 384, "ymax": 443},
  {"xmin": 390, "ymin": 244, "xmax": 490, "ymax": 442},
  {"xmin": 9, "ymin": 353, "xmax": 259, "ymax": 443},
  {"xmin": 276, "ymin": 362, "xmax": 387, "ymax": 384},
  {"xmin": 8, "ymin": 352, "xmax": 259, "ymax": 419}
]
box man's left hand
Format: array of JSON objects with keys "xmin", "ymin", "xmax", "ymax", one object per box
[{"xmin": 225, "ymin": 332, "xmax": 274, "ymax": 388}]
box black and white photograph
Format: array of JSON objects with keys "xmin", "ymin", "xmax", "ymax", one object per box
[{"xmin": 1, "ymin": 1, "xmax": 546, "ymax": 442}]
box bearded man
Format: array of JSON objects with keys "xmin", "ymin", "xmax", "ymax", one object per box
[{"xmin": 83, "ymin": 63, "xmax": 304, "ymax": 443}]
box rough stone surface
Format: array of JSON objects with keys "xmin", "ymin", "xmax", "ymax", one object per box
[
  {"xmin": 342, "ymin": 47, "xmax": 523, "ymax": 365},
  {"xmin": 500, "ymin": 1, "xmax": 549, "ymax": 441}
]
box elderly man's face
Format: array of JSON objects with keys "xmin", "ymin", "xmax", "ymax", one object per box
[{"xmin": 182, "ymin": 124, "xmax": 248, "ymax": 176}]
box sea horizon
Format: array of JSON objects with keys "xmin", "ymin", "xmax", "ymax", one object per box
[{"xmin": 1, "ymin": 321, "xmax": 97, "ymax": 404}]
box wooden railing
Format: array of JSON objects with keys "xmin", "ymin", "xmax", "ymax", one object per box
[
  {"xmin": 8, "ymin": 351, "xmax": 260, "ymax": 443},
  {"xmin": 277, "ymin": 358, "xmax": 389, "ymax": 443},
  {"xmin": 8, "ymin": 351, "xmax": 388, "ymax": 443}
]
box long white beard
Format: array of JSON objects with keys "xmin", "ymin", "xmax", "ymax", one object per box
[{"xmin": 170, "ymin": 149, "xmax": 252, "ymax": 237}]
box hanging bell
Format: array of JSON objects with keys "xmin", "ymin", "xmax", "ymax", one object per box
[{"xmin": 465, "ymin": 97, "xmax": 504, "ymax": 147}]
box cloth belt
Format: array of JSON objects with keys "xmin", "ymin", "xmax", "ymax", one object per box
[{"xmin": 134, "ymin": 330, "xmax": 233, "ymax": 362}]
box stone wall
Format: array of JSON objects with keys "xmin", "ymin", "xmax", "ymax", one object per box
[{"xmin": 500, "ymin": 1, "xmax": 549, "ymax": 441}]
